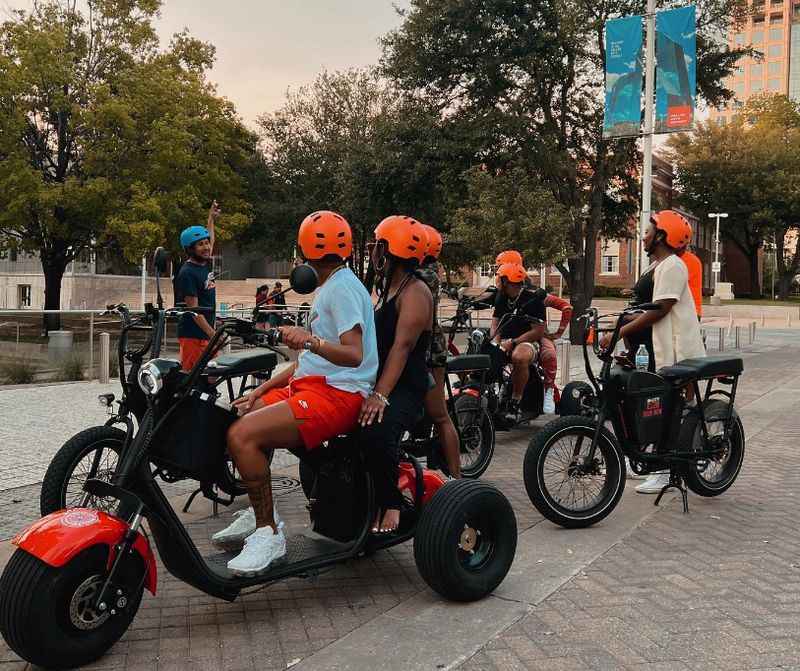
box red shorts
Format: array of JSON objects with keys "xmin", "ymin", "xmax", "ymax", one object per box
[
  {"xmin": 262, "ymin": 376, "xmax": 363, "ymax": 450},
  {"xmin": 179, "ymin": 337, "xmax": 210, "ymax": 371}
]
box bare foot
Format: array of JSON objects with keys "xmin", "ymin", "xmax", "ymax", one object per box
[{"xmin": 379, "ymin": 509, "xmax": 400, "ymax": 533}]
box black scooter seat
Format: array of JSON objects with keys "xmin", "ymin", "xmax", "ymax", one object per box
[
  {"xmin": 658, "ymin": 355, "xmax": 743, "ymax": 381},
  {"xmin": 204, "ymin": 349, "xmax": 278, "ymax": 377},
  {"xmin": 446, "ymin": 354, "xmax": 491, "ymax": 373}
]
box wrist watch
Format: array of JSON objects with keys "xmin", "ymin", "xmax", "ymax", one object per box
[{"xmin": 511, "ymin": 338, "xmax": 517, "ymax": 348}]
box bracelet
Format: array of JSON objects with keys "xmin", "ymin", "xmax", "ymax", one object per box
[
  {"xmin": 312, "ymin": 336, "xmax": 324, "ymax": 354},
  {"xmin": 370, "ymin": 391, "xmax": 390, "ymax": 406}
]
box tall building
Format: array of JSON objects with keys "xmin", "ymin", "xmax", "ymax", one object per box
[{"xmin": 717, "ymin": 0, "xmax": 800, "ymax": 123}]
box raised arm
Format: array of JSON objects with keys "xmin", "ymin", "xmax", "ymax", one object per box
[
  {"xmin": 207, "ymin": 200, "xmax": 220, "ymax": 251},
  {"xmin": 544, "ymin": 294, "xmax": 573, "ymax": 339}
]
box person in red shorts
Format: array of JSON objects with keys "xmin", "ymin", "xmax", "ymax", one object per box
[{"xmin": 214, "ymin": 211, "xmax": 378, "ymax": 575}]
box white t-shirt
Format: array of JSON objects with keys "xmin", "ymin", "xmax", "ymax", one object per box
[
  {"xmin": 294, "ymin": 267, "xmax": 378, "ymax": 397},
  {"xmin": 652, "ymin": 254, "xmax": 706, "ymax": 368}
]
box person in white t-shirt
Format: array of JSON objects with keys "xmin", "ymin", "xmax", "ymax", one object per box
[{"xmin": 600, "ymin": 210, "xmax": 706, "ymax": 493}]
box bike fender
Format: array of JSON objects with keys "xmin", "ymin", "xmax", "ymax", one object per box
[
  {"xmin": 397, "ymin": 463, "xmax": 446, "ymax": 505},
  {"xmin": 12, "ymin": 509, "xmax": 157, "ymax": 595}
]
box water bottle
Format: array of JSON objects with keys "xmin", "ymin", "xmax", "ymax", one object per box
[{"xmin": 635, "ymin": 344, "xmax": 649, "ymax": 371}]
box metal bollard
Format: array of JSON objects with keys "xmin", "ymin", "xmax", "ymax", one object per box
[
  {"xmin": 734, "ymin": 325, "xmax": 741, "ymax": 349},
  {"xmin": 718, "ymin": 327, "xmax": 725, "ymax": 352},
  {"xmin": 558, "ymin": 340, "xmax": 571, "ymax": 386},
  {"xmin": 752, "ymin": 321, "xmax": 757, "ymax": 342},
  {"xmin": 89, "ymin": 311, "xmax": 95, "ymax": 378},
  {"xmin": 761, "ymin": 311, "xmax": 766, "ymax": 327},
  {"xmin": 99, "ymin": 332, "xmax": 110, "ymax": 384}
]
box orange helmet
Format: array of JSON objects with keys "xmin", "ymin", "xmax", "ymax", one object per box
[
  {"xmin": 496, "ymin": 262, "xmax": 527, "ymax": 284},
  {"xmin": 374, "ymin": 215, "xmax": 428, "ymax": 263},
  {"xmin": 496, "ymin": 250, "xmax": 523, "ymax": 266},
  {"xmin": 298, "ymin": 210, "xmax": 352, "ymax": 260},
  {"xmin": 422, "ymin": 224, "xmax": 443, "ymax": 259},
  {"xmin": 651, "ymin": 210, "xmax": 692, "ymax": 250}
]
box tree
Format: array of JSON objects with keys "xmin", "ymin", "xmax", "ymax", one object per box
[
  {"xmin": 256, "ymin": 68, "xmax": 474, "ymax": 279},
  {"xmin": 449, "ymin": 165, "xmax": 571, "ymax": 267},
  {"xmin": 381, "ymin": 0, "xmax": 749, "ymax": 340},
  {"xmin": 0, "ymin": 1, "xmax": 253, "ymax": 328},
  {"xmin": 668, "ymin": 95, "xmax": 800, "ymax": 298}
]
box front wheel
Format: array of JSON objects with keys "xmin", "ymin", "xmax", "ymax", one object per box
[
  {"xmin": 523, "ymin": 416, "xmax": 625, "ymax": 528},
  {"xmin": 454, "ymin": 394, "xmax": 495, "ymax": 478},
  {"xmin": 414, "ymin": 480, "xmax": 516, "ymax": 602},
  {"xmin": 681, "ymin": 399, "xmax": 745, "ymax": 497},
  {"xmin": 0, "ymin": 545, "xmax": 143, "ymax": 669},
  {"xmin": 40, "ymin": 426, "xmax": 124, "ymax": 517}
]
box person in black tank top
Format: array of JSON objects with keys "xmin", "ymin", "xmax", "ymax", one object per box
[
  {"xmin": 620, "ymin": 260, "xmax": 656, "ymax": 372},
  {"xmin": 360, "ymin": 215, "xmax": 433, "ymax": 535}
]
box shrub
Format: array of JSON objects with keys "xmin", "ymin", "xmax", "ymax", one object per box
[
  {"xmin": 0, "ymin": 358, "xmax": 36, "ymax": 385},
  {"xmin": 58, "ymin": 353, "xmax": 86, "ymax": 381}
]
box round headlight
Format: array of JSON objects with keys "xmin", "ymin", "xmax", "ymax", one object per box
[
  {"xmin": 470, "ymin": 329, "xmax": 485, "ymax": 347},
  {"xmin": 137, "ymin": 362, "xmax": 163, "ymax": 396}
]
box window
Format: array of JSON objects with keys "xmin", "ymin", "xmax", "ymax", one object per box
[
  {"xmin": 753, "ymin": 14, "xmax": 766, "ymax": 24},
  {"xmin": 768, "ymin": 77, "xmax": 783, "ymax": 89},
  {"xmin": 735, "ymin": 32, "xmax": 746, "ymax": 45},
  {"xmin": 751, "ymin": 63, "xmax": 764, "ymax": 76},
  {"xmin": 769, "ymin": 61, "xmax": 783, "ymax": 74},
  {"xmin": 478, "ymin": 262, "xmax": 494, "ymax": 278},
  {"xmin": 735, "ymin": 82, "xmax": 745, "ymax": 95},
  {"xmin": 736, "ymin": 63, "xmax": 745, "ymax": 75},
  {"xmin": 769, "ymin": 44, "xmax": 783, "ymax": 56},
  {"xmin": 600, "ymin": 240, "xmax": 620, "ymax": 275},
  {"xmin": 716, "ymin": 116, "xmax": 727, "ymax": 125},
  {"xmin": 751, "ymin": 80, "xmax": 764, "ymax": 92},
  {"xmin": 734, "ymin": 100, "xmax": 744, "ymax": 110},
  {"xmin": 771, "ymin": 0, "xmax": 783, "ymax": 7},
  {"xmin": 770, "ymin": 12, "xmax": 783, "ymax": 22},
  {"xmin": 17, "ymin": 285, "xmax": 31, "ymax": 309},
  {"xmin": 770, "ymin": 27, "xmax": 783, "ymax": 40},
  {"xmin": 752, "ymin": 29, "xmax": 764, "ymax": 42}
]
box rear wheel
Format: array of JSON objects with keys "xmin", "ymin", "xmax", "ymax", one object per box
[
  {"xmin": 414, "ymin": 480, "xmax": 516, "ymax": 602},
  {"xmin": 681, "ymin": 399, "xmax": 745, "ymax": 497},
  {"xmin": 454, "ymin": 394, "xmax": 495, "ymax": 478},
  {"xmin": 40, "ymin": 426, "xmax": 124, "ymax": 517},
  {"xmin": 523, "ymin": 416, "xmax": 625, "ymax": 528},
  {"xmin": 0, "ymin": 545, "xmax": 143, "ymax": 669}
]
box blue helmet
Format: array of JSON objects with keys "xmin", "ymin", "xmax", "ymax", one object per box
[{"xmin": 180, "ymin": 226, "xmax": 210, "ymax": 249}]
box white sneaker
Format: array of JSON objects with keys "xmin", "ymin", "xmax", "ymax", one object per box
[
  {"xmin": 212, "ymin": 506, "xmax": 280, "ymax": 549},
  {"xmin": 227, "ymin": 524, "xmax": 287, "ymax": 575},
  {"xmin": 543, "ymin": 388, "xmax": 556, "ymax": 414},
  {"xmin": 635, "ymin": 472, "xmax": 670, "ymax": 494},
  {"xmin": 625, "ymin": 457, "xmax": 648, "ymax": 480}
]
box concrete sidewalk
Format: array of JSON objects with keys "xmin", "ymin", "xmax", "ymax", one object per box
[{"xmin": 1, "ymin": 339, "xmax": 798, "ymax": 671}]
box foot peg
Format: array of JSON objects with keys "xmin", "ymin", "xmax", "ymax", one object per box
[{"xmin": 654, "ymin": 469, "xmax": 689, "ymax": 514}]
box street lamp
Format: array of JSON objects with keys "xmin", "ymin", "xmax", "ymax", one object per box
[{"xmin": 708, "ymin": 212, "xmax": 728, "ymax": 301}]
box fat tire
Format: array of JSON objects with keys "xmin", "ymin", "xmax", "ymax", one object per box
[
  {"xmin": 299, "ymin": 459, "xmax": 316, "ymax": 500},
  {"xmin": 681, "ymin": 399, "xmax": 745, "ymax": 497},
  {"xmin": 40, "ymin": 426, "xmax": 125, "ymax": 517},
  {"xmin": 558, "ymin": 382, "xmax": 595, "ymax": 417},
  {"xmin": 453, "ymin": 395, "xmax": 496, "ymax": 478},
  {"xmin": 414, "ymin": 480, "xmax": 516, "ymax": 602},
  {"xmin": 524, "ymin": 416, "xmax": 625, "ymax": 529},
  {"xmin": 0, "ymin": 546, "xmax": 143, "ymax": 669}
]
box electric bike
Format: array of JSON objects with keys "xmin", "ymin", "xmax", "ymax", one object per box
[
  {"xmin": 523, "ymin": 304, "xmax": 745, "ymax": 528},
  {"xmin": 0, "ymin": 255, "xmax": 518, "ymax": 670}
]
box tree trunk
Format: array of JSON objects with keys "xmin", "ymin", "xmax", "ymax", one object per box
[
  {"xmin": 748, "ymin": 249, "xmax": 762, "ymax": 299},
  {"xmin": 41, "ymin": 258, "xmax": 68, "ymax": 333},
  {"xmin": 778, "ymin": 274, "xmax": 792, "ymax": 300}
]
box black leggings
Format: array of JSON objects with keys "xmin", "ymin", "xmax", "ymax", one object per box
[{"xmin": 360, "ymin": 385, "xmax": 423, "ymax": 511}]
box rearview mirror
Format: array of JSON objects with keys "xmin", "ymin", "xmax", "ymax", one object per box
[
  {"xmin": 289, "ymin": 264, "xmax": 319, "ymax": 295},
  {"xmin": 153, "ymin": 247, "xmax": 170, "ymax": 276}
]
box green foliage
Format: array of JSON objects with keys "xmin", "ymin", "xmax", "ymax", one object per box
[
  {"xmin": 668, "ymin": 95, "xmax": 800, "ymax": 299},
  {"xmin": 0, "ymin": 358, "xmax": 36, "ymax": 385},
  {"xmin": 58, "ymin": 352, "xmax": 86, "ymax": 382},
  {"xmin": 0, "ymin": 0, "xmax": 255, "ymax": 316},
  {"xmin": 449, "ymin": 166, "xmax": 571, "ymax": 266}
]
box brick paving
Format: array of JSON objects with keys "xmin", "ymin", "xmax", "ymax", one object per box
[{"xmin": 0, "ymin": 333, "xmax": 798, "ymax": 670}]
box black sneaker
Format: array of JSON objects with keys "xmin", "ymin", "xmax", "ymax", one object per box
[{"xmin": 503, "ymin": 399, "xmax": 522, "ymax": 426}]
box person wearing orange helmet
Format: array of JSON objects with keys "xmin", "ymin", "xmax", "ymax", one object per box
[
  {"xmin": 600, "ymin": 210, "xmax": 705, "ymax": 495},
  {"xmin": 496, "ymin": 250, "xmax": 523, "ymax": 267},
  {"xmin": 220, "ymin": 211, "xmax": 378, "ymax": 574},
  {"xmin": 670, "ymin": 214, "xmax": 703, "ymax": 319},
  {"xmin": 416, "ymin": 224, "xmax": 461, "ymax": 478},
  {"xmin": 360, "ymin": 215, "xmax": 434, "ymax": 534},
  {"xmin": 493, "ymin": 263, "xmax": 572, "ymax": 420}
]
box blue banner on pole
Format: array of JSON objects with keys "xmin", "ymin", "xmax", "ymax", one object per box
[
  {"xmin": 655, "ymin": 5, "xmax": 696, "ymax": 133},
  {"xmin": 603, "ymin": 15, "xmax": 644, "ymax": 139}
]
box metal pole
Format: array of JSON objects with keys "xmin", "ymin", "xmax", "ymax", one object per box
[
  {"xmin": 639, "ymin": 0, "xmax": 656, "ymax": 275},
  {"xmin": 718, "ymin": 327, "xmax": 725, "ymax": 352},
  {"xmin": 99, "ymin": 332, "xmax": 110, "ymax": 384},
  {"xmin": 89, "ymin": 311, "xmax": 94, "ymax": 378},
  {"xmin": 735, "ymin": 325, "xmax": 741, "ymax": 349},
  {"xmin": 709, "ymin": 213, "xmax": 728, "ymax": 298},
  {"xmin": 141, "ymin": 255, "xmax": 147, "ymax": 311}
]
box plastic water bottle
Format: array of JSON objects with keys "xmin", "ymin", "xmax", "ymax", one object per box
[{"xmin": 635, "ymin": 344, "xmax": 649, "ymax": 371}]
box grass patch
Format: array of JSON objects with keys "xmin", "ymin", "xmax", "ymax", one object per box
[
  {"xmin": 58, "ymin": 352, "xmax": 86, "ymax": 381},
  {"xmin": 0, "ymin": 358, "xmax": 37, "ymax": 385}
]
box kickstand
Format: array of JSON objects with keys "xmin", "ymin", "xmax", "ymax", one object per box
[
  {"xmin": 654, "ymin": 468, "xmax": 689, "ymax": 514},
  {"xmin": 182, "ymin": 487, "xmax": 202, "ymax": 513}
]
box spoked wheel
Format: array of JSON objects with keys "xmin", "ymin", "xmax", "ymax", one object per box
[
  {"xmin": 40, "ymin": 426, "xmax": 124, "ymax": 517},
  {"xmin": 414, "ymin": 480, "xmax": 516, "ymax": 602},
  {"xmin": 0, "ymin": 545, "xmax": 144, "ymax": 669},
  {"xmin": 524, "ymin": 416, "xmax": 625, "ymax": 528},
  {"xmin": 681, "ymin": 399, "xmax": 745, "ymax": 497},
  {"xmin": 454, "ymin": 394, "xmax": 495, "ymax": 478}
]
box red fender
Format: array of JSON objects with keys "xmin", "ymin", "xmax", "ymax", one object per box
[
  {"xmin": 12, "ymin": 509, "xmax": 157, "ymax": 595},
  {"xmin": 397, "ymin": 462, "xmax": 446, "ymax": 505}
]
